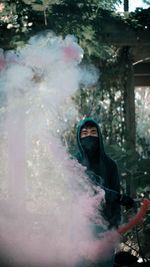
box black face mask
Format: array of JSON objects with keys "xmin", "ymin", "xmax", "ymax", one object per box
[{"xmin": 80, "ymin": 136, "xmax": 99, "ymax": 157}]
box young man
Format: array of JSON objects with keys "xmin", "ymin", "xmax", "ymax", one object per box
[{"xmin": 76, "ymin": 118, "xmax": 134, "ymax": 267}]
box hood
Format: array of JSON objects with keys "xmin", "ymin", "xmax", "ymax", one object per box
[{"xmin": 76, "ymin": 118, "xmax": 106, "ymax": 160}]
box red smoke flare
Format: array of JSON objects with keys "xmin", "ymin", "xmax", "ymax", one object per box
[{"xmin": 118, "ymin": 198, "xmax": 150, "ymax": 235}]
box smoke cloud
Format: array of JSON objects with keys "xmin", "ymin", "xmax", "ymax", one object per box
[{"xmin": 0, "ymin": 31, "xmax": 119, "ymax": 267}]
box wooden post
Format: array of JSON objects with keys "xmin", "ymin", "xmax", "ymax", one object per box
[
  {"xmin": 123, "ymin": 48, "xmax": 136, "ymax": 152},
  {"xmin": 123, "ymin": 47, "xmax": 137, "ymax": 197}
]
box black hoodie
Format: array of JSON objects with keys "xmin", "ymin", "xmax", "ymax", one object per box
[{"xmin": 76, "ymin": 118, "xmax": 121, "ymax": 228}]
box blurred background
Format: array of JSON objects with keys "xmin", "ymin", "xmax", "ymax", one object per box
[{"xmin": 0, "ymin": 0, "xmax": 150, "ymax": 265}]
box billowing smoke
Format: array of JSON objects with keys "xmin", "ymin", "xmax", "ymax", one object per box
[{"xmin": 0, "ymin": 31, "xmax": 119, "ymax": 267}]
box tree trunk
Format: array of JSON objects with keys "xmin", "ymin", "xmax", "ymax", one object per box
[{"xmin": 124, "ymin": 0, "xmax": 129, "ymax": 12}]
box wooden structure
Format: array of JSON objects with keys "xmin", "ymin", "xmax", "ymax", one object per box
[
  {"xmin": 133, "ymin": 59, "xmax": 150, "ymax": 87},
  {"xmin": 98, "ymin": 11, "xmax": 150, "ymax": 150}
]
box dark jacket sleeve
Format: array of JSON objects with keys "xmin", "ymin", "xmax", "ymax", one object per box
[
  {"xmin": 104, "ymin": 160, "xmax": 120, "ymax": 201},
  {"xmin": 102, "ymin": 160, "xmax": 121, "ymax": 228}
]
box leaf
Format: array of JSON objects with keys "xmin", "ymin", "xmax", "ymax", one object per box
[
  {"xmin": 22, "ymin": 0, "xmax": 35, "ymax": 5},
  {"xmin": 32, "ymin": 4, "xmax": 44, "ymax": 11}
]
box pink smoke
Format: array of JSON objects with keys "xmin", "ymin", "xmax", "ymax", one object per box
[
  {"xmin": 0, "ymin": 32, "xmax": 120, "ymax": 267},
  {"xmin": 0, "ymin": 53, "xmax": 5, "ymax": 71},
  {"xmin": 63, "ymin": 46, "xmax": 82, "ymax": 63},
  {"xmin": 0, "ymin": 50, "xmax": 19, "ymax": 72},
  {"xmin": 0, "ymin": 195, "xmax": 120, "ymax": 267}
]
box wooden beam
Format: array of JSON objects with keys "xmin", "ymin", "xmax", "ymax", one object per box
[
  {"xmin": 98, "ymin": 30, "xmax": 150, "ymax": 46},
  {"xmin": 133, "ymin": 62, "xmax": 150, "ymax": 86},
  {"xmin": 134, "ymin": 63, "xmax": 150, "ymax": 75},
  {"xmin": 134, "ymin": 76, "xmax": 150, "ymax": 87},
  {"xmin": 133, "ymin": 46, "xmax": 150, "ymax": 62}
]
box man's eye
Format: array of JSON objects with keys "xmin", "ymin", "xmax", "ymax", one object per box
[{"xmin": 82, "ymin": 131, "xmax": 87, "ymax": 134}]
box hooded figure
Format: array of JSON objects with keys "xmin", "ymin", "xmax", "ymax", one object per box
[{"xmin": 76, "ymin": 118, "xmax": 121, "ymax": 228}]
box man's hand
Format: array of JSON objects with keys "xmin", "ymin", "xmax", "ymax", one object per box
[{"xmin": 119, "ymin": 194, "xmax": 135, "ymax": 209}]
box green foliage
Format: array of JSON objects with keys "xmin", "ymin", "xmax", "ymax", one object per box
[
  {"xmin": 135, "ymin": 87, "xmax": 150, "ymax": 158},
  {"xmin": 125, "ymin": 7, "xmax": 150, "ymax": 30},
  {"xmin": 0, "ymin": 0, "xmax": 131, "ymax": 52},
  {"xmin": 143, "ymin": 0, "xmax": 150, "ymax": 5},
  {"xmin": 105, "ymin": 143, "xmax": 150, "ymax": 196}
]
